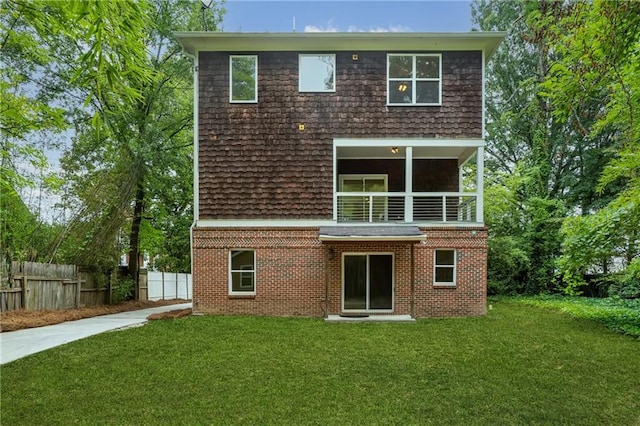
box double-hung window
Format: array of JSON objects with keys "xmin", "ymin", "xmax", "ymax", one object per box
[
  {"xmin": 388, "ymin": 54, "xmax": 441, "ymax": 105},
  {"xmin": 230, "ymin": 55, "xmax": 258, "ymax": 103},
  {"xmin": 229, "ymin": 250, "xmax": 256, "ymax": 294},
  {"xmin": 434, "ymin": 249, "xmax": 456, "ymax": 286}
]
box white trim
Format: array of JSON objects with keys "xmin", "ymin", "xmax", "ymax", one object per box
[
  {"xmin": 320, "ymin": 235, "xmax": 425, "ymax": 242},
  {"xmin": 405, "ymin": 146, "xmax": 413, "ymax": 223},
  {"xmin": 175, "ymin": 32, "xmax": 506, "ymax": 60},
  {"xmin": 482, "ymin": 49, "xmax": 486, "ymax": 139},
  {"xmin": 334, "ymin": 138, "xmax": 484, "ymax": 148},
  {"xmin": 193, "ymin": 53, "xmax": 199, "ymax": 223},
  {"xmin": 229, "ymin": 249, "xmax": 256, "ymax": 295},
  {"xmin": 477, "ymin": 146, "xmax": 484, "ymax": 223},
  {"xmin": 197, "ymin": 219, "xmax": 338, "ymax": 228},
  {"xmin": 342, "ymin": 252, "xmax": 395, "ymax": 313},
  {"xmin": 333, "ymin": 144, "xmax": 338, "ymax": 221},
  {"xmin": 194, "ymin": 219, "xmax": 484, "ymax": 228},
  {"xmin": 298, "ymin": 53, "xmax": 336, "ymax": 93},
  {"xmin": 387, "ymin": 53, "xmax": 442, "ymax": 106},
  {"xmin": 434, "ymin": 249, "xmax": 456, "ymax": 286},
  {"xmin": 229, "ymin": 55, "xmax": 258, "ymax": 103}
]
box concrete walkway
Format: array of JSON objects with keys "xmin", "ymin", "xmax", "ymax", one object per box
[{"xmin": 0, "ymin": 303, "xmax": 192, "ymax": 365}]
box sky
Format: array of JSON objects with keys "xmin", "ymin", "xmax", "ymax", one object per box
[{"xmin": 220, "ymin": 0, "xmax": 475, "ymax": 33}]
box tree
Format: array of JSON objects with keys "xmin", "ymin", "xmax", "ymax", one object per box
[
  {"xmin": 541, "ymin": 0, "xmax": 640, "ymax": 295},
  {"xmin": 1, "ymin": 0, "xmax": 154, "ymax": 264},
  {"xmin": 58, "ymin": 0, "xmax": 223, "ymax": 287}
]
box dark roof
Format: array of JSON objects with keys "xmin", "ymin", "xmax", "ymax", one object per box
[{"xmin": 319, "ymin": 226, "xmax": 425, "ymax": 242}]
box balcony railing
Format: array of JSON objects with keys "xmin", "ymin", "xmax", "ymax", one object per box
[{"xmin": 336, "ymin": 192, "xmax": 479, "ymax": 223}]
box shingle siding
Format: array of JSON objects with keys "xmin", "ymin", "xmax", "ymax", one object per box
[{"xmin": 198, "ymin": 51, "xmax": 482, "ymax": 219}]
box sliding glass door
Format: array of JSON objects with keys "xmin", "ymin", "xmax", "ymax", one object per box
[{"xmin": 343, "ymin": 254, "xmax": 393, "ymax": 312}]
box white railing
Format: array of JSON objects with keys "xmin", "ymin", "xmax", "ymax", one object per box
[{"xmin": 336, "ymin": 192, "xmax": 478, "ymax": 223}]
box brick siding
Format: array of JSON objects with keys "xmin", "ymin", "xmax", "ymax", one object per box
[{"xmin": 192, "ymin": 227, "xmax": 487, "ymax": 317}]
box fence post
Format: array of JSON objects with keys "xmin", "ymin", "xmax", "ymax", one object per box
[
  {"xmin": 162, "ymin": 272, "xmax": 165, "ymax": 300},
  {"xmin": 75, "ymin": 266, "xmax": 81, "ymax": 308}
]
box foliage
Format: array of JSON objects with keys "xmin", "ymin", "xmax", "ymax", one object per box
[
  {"xmin": 57, "ymin": 0, "xmax": 222, "ymax": 273},
  {"xmin": 474, "ymin": 0, "xmax": 639, "ymax": 293},
  {"xmin": 111, "ymin": 277, "xmax": 134, "ymax": 303},
  {"xmin": 540, "ymin": 1, "xmax": 640, "ymax": 294},
  {"xmin": 515, "ymin": 295, "xmax": 640, "ymax": 337},
  {"xmin": 2, "ymin": 303, "xmax": 640, "ymax": 424},
  {"xmin": 2, "ymin": 0, "xmax": 223, "ymax": 271}
]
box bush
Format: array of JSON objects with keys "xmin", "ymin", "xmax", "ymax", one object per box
[
  {"xmin": 112, "ymin": 277, "xmax": 134, "ymax": 303},
  {"xmin": 609, "ymin": 260, "xmax": 640, "ymax": 299}
]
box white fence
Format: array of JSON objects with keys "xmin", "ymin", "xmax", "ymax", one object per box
[{"xmin": 147, "ymin": 272, "xmax": 192, "ymax": 301}]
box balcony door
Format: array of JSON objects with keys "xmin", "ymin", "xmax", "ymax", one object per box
[
  {"xmin": 342, "ymin": 254, "xmax": 393, "ymax": 312},
  {"xmin": 339, "ymin": 174, "xmax": 387, "ymax": 222}
]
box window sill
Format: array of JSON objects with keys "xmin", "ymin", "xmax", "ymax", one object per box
[
  {"xmin": 387, "ymin": 103, "xmax": 442, "ymax": 107},
  {"xmin": 228, "ymin": 294, "xmax": 256, "ymax": 299},
  {"xmin": 433, "ymin": 284, "xmax": 456, "ymax": 289}
]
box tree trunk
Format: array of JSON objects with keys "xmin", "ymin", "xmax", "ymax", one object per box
[{"xmin": 128, "ymin": 180, "xmax": 145, "ymax": 300}]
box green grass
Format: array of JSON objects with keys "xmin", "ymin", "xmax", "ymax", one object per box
[
  {"xmin": 513, "ymin": 295, "xmax": 640, "ymax": 337},
  {"xmin": 2, "ymin": 300, "xmax": 639, "ymax": 425}
]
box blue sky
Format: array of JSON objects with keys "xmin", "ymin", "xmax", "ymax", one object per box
[{"xmin": 220, "ymin": 1, "xmax": 475, "ymax": 33}]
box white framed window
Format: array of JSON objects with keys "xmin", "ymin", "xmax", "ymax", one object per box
[
  {"xmin": 338, "ymin": 174, "xmax": 388, "ymax": 222},
  {"xmin": 387, "ymin": 54, "xmax": 441, "ymax": 106},
  {"xmin": 230, "ymin": 55, "xmax": 257, "ymax": 103},
  {"xmin": 229, "ymin": 250, "xmax": 256, "ymax": 294},
  {"xmin": 299, "ymin": 54, "xmax": 336, "ymax": 92},
  {"xmin": 434, "ymin": 249, "xmax": 456, "ymax": 286}
]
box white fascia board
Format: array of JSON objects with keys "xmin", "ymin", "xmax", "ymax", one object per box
[
  {"xmin": 195, "ymin": 219, "xmax": 337, "ymax": 228},
  {"xmin": 174, "ymin": 32, "xmax": 505, "ymax": 63},
  {"xmin": 194, "ymin": 220, "xmax": 484, "ymax": 228},
  {"xmin": 334, "ymin": 139, "xmax": 484, "ymax": 148}
]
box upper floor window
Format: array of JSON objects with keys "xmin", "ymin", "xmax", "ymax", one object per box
[
  {"xmin": 299, "ymin": 54, "xmax": 335, "ymax": 92},
  {"xmin": 387, "ymin": 54, "xmax": 441, "ymax": 106},
  {"xmin": 230, "ymin": 55, "xmax": 257, "ymax": 103}
]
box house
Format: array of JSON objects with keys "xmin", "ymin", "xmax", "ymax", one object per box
[{"xmin": 175, "ymin": 32, "xmax": 504, "ymax": 318}]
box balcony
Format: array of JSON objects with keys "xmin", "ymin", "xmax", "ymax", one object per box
[
  {"xmin": 337, "ymin": 192, "xmax": 478, "ymax": 223},
  {"xmin": 334, "ymin": 139, "xmax": 485, "ymax": 225}
]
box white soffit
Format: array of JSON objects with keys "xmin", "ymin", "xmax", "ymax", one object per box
[{"xmin": 174, "ymin": 32, "xmax": 505, "ymax": 63}]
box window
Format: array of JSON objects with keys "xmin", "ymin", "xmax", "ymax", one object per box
[
  {"xmin": 230, "ymin": 55, "xmax": 257, "ymax": 103},
  {"xmin": 299, "ymin": 54, "xmax": 335, "ymax": 92},
  {"xmin": 229, "ymin": 250, "xmax": 256, "ymax": 294},
  {"xmin": 434, "ymin": 249, "xmax": 456, "ymax": 285},
  {"xmin": 387, "ymin": 54, "xmax": 441, "ymax": 105},
  {"xmin": 338, "ymin": 174, "xmax": 388, "ymax": 222}
]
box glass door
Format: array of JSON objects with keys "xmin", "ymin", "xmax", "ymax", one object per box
[
  {"xmin": 339, "ymin": 175, "xmax": 388, "ymax": 222},
  {"xmin": 343, "ymin": 254, "xmax": 393, "ymax": 312}
]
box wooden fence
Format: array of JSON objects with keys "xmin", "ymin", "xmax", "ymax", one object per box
[{"xmin": 0, "ymin": 262, "xmax": 109, "ymax": 313}]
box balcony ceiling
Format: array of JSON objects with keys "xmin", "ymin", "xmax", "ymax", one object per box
[{"xmin": 337, "ymin": 145, "xmax": 477, "ymax": 162}]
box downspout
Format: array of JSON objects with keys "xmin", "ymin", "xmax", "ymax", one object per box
[
  {"xmin": 182, "ymin": 47, "xmax": 199, "ymax": 311},
  {"xmin": 324, "ymin": 246, "xmax": 330, "ymax": 318},
  {"xmin": 410, "ymin": 243, "xmax": 415, "ymax": 318}
]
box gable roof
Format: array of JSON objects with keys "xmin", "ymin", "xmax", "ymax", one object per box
[{"xmin": 174, "ymin": 32, "xmax": 505, "ymax": 63}]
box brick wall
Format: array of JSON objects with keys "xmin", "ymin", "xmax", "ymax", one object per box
[
  {"xmin": 198, "ymin": 51, "xmax": 482, "ymax": 219},
  {"xmin": 192, "ymin": 226, "xmax": 487, "ymax": 317}
]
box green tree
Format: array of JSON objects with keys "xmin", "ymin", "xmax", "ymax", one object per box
[
  {"xmin": 58, "ymin": 0, "xmax": 223, "ymax": 285},
  {"xmin": 541, "ymin": 0, "xmax": 640, "ymax": 295}
]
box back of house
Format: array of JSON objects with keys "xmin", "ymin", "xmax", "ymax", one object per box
[{"xmin": 175, "ymin": 31, "xmax": 504, "ymax": 318}]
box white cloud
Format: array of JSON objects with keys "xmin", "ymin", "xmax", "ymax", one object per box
[
  {"xmin": 304, "ymin": 24, "xmax": 339, "ymax": 32},
  {"xmin": 304, "ymin": 21, "xmax": 413, "ymax": 33}
]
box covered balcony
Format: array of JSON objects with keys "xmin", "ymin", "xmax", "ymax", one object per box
[{"xmin": 333, "ymin": 139, "xmax": 484, "ymax": 225}]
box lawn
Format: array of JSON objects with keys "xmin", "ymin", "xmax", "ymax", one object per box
[{"xmin": 1, "ymin": 300, "xmax": 639, "ymax": 425}]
